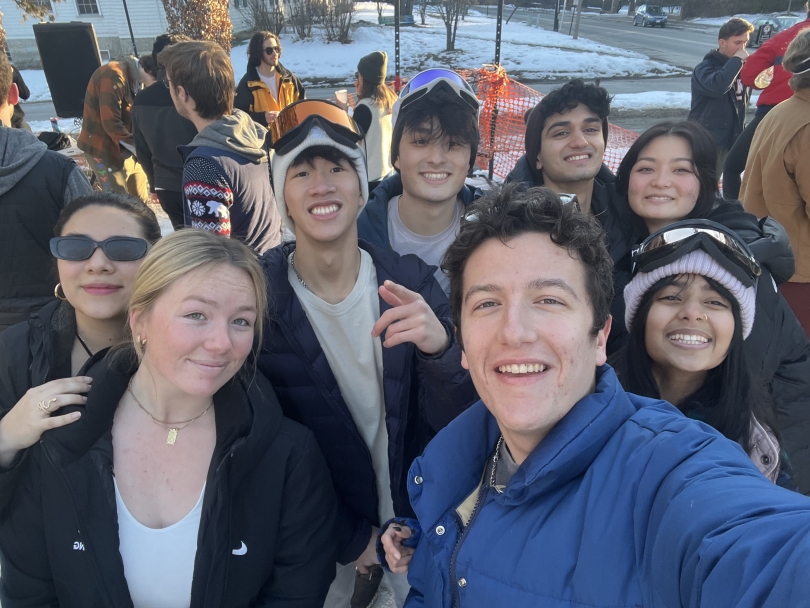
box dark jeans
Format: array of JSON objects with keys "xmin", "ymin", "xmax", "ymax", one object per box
[
  {"xmin": 723, "ymin": 110, "xmax": 771, "ymax": 200},
  {"xmin": 156, "ymin": 190, "xmax": 185, "ymax": 230}
]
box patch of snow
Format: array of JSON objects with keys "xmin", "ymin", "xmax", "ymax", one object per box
[
  {"xmin": 689, "ymin": 13, "xmax": 772, "ymax": 27},
  {"xmin": 19, "ymin": 69, "xmax": 52, "ymax": 103},
  {"xmin": 611, "ymin": 91, "xmax": 691, "ymax": 111},
  {"xmin": 27, "ymin": 118, "xmax": 81, "ymax": 134},
  {"xmin": 22, "ymin": 1, "xmax": 684, "ymax": 103}
]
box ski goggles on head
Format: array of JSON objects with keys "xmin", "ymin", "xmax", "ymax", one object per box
[
  {"xmin": 631, "ymin": 220, "xmax": 761, "ymax": 287},
  {"xmin": 270, "ymin": 100, "xmax": 363, "ymax": 152},
  {"xmin": 397, "ymin": 69, "xmax": 479, "ymax": 114},
  {"xmin": 50, "ymin": 236, "xmax": 150, "ymax": 262}
]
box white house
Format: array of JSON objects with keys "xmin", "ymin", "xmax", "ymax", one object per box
[{"xmin": 0, "ymin": 0, "xmax": 250, "ymax": 67}]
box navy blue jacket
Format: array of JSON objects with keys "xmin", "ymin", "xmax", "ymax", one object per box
[
  {"xmin": 257, "ymin": 240, "xmax": 477, "ymax": 563},
  {"xmin": 688, "ymin": 50, "xmax": 750, "ymax": 150},
  {"xmin": 357, "ymin": 173, "xmax": 480, "ymax": 248},
  {"xmin": 402, "ymin": 366, "xmax": 810, "ymax": 607}
]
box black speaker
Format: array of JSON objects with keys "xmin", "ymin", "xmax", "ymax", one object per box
[{"xmin": 33, "ymin": 22, "xmax": 101, "ymax": 119}]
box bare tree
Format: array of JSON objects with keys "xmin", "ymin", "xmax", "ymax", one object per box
[
  {"xmin": 419, "ymin": 0, "xmax": 428, "ymax": 25},
  {"xmin": 323, "ymin": 0, "xmax": 354, "ymax": 43},
  {"xmin": 288, "ymin": 0, "xmax": 319, "ymax": 40},
  {"xmin": 376, "ymin": 0, "xmax": 385, "ymax": 19},
  {"xmin": 238, "ymin": 0, "xmax": 285, "ymax": 33},
  {"xmin": 434, "ymin": 0, "xmax": 470, "ymax": 51}
]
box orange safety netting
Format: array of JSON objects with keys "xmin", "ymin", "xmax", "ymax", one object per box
[
  {"xmin": 342, "ymin": 66, "xmax": 638, "ymax": 180},
  {"xmin": 461, "ymin": 65, "xmax": 639, "ymax": 179}
]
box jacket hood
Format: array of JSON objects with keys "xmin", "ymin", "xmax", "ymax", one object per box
[
  {"xmin": 246, "ymin": 61, "xmax": 294, "ymax": 82},
  {"xmin": 410, "ymin": 366, "xmax": 639, "ymax": 526},
  {"xmin": 0, "ymin": 127, "xmax": 48, "ymax": 195},
  {"xmin": 707, "ymin": 199, "xmax": 796, "ymax": 283},
  {"xmin": 189, "ymin": 109, "xmax": 268, "ymax": 164}
]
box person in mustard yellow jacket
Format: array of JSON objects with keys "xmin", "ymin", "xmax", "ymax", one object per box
[
  {"xmin": 234, "ymin": 31, "xmax": 305, "ymax": 129},
  {"xmin": 741, "ymin": 29, "xmax": 810, "ymax": 335}
]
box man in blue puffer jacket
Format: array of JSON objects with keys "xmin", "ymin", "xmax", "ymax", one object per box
[{"xmin": 380, "ymin": 184, "xmax": 810, "ymax": 607}]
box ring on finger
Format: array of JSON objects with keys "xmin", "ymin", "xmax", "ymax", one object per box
[{"xmin": 37, "ymin": 398, "xmax": 57, "ymax": 412}]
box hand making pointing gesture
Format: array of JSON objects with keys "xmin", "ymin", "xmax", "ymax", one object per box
[{"xmin": 371, "ymin": 280, "xmax": 449, "ymax": 356}]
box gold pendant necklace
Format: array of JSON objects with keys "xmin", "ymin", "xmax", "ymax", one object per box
[{"xmin": 127, "ymin": 380, "xmax": 213, "ymax": 445}]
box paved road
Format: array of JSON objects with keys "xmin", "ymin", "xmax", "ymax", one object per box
[{"xmin": 473, "ymin": 6, "xmax": 718, "ymax": 73}]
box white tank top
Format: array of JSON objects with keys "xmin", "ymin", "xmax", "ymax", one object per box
[{"xmin": 114, "ymin": 478, "xmax": 205, "ymax": 608}]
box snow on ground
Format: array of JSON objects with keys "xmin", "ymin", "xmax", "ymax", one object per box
[
  {"xmin": 689, "ymin": 13, "xmax": 773, "ymax": 26},
  {"xmin": 611, "ymin": 91, "xmax": 691, "ymax": 111},
  {"xmin": 22, "ymin": 1, "xmax": 684, "ymax": 103}
]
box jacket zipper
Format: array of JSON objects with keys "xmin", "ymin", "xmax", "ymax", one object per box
[
  {"xmin": 449, "ymin": 483, "xmax": 490, "ymax": 608},
  {"xmin": 42, "ymin": 441, "xmax": 119, "ymax": 608}
]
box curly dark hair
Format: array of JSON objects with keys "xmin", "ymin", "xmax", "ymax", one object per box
[
  {"xmin": 442, "ymin": 183, "xmax": 613, "ymax": 348},
  {"xmin": 391, "ymin": 87, "xmax": 480, "ymax": 171},
  {"xmin": 152, "ymin": 33, "xmax": 192, "ymax": 70},
  {"xmin": 525, "ymin": 79, "xmax": 612, "ymax": 165}
]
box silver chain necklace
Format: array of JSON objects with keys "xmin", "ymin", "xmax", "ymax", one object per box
[
  {"xmin": 290, "ymin": 251, "xmax": 309, "ymax": 290},
  {"xmin": 490, "ymin": 435, "xmax": 504, "ymax": 488}
]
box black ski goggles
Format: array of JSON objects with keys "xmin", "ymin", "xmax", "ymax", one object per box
[
  {"xmin": 50, "ymin": 236, "xmax": 150, "ymax": 262},
  {"xmin": 270, "ymin": 100, "xmax": 363, "ymax": 151},
  {"xmin": 631, "ymin": 220, "xmax": 761, "ymax": 287}
]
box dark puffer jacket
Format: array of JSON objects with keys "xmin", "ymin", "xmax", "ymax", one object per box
[
  {"xmin": 506, "ymin": 156, "xmax": 634, "ymax": 264},
  {"xmin": 357, "ymin": 173, "xmax": 481, "ymax": 249},
  {"xmin": 257, "ymin": 240, "xmax": 478, "ymax": 564},
  {"xmin": 688, "ymin": 50, "xmax": 749, "ymax": 150},
  {"xmin": 0, "ymin": 300, "xmax": 79, "ymax": 413},
  {"xmin": 0, "ymin": 354, "xmax": 338, "ymax": 608},
  {"xmin": 611, "ymin": 200, "xmax": 810, "ymax": 494}
]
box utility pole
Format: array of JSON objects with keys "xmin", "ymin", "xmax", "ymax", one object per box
[
  {"xmin": 572, "ymin": 0, "xmax": 585, "ymax": 39},
  {"xmin": 553, "ymin": 0, "xmax": 561, "ymax": 31},
  {"xmin": 121, "ymin": 0, "xmax": 138, "ymax": 55},
  {"xmin": 394, "ymin": 0, "xmax": 401, "ymax": 91}
]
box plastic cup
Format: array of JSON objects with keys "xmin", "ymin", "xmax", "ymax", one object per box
[{"xmin": 335, "ymin": 89, "xmax": 348, "ymax": 104}]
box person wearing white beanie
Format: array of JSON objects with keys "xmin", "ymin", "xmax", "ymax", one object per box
[
  {"xmin": 613, "ymin": 223, "xmax": 792, "ymax": 487},
  {"xmin": 258, "ymin": 101, "xmax": 478, "ymax": 607}
]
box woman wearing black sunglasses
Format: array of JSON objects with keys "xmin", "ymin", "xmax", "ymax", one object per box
[
  {"xmin": 611, "ymin": 120, "xmax": 810, "ymax": 495},
  {"xmin": 0, "ymin": 192, "xmax": 161, "ymax": 467},
  {"xmin": 612, "ymin": 223, "xmax": 792, "ymax": 488}
]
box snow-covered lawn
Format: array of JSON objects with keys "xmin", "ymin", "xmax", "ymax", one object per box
[
  {"xmin": 21, "ymin": 2, "xmax": 684, "ymax": 103},
  {"xmin": 688, "ymin": 13, "xmax": 792, "ymax": 26}
]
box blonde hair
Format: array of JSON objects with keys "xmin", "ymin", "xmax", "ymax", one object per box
[
  {"xmin": 129, "ymin": 230, "xmax": 268, "ymax": 359},
  {"xmin": 784, "ymin": 29, "xmax": 810, "ymax": 91}
]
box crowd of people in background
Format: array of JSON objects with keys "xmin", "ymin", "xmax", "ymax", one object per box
[{"xmin": 0, "ymin": 5, "xmax": 810, "ymax": 607}]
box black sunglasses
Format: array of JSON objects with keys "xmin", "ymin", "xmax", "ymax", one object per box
[
  {"xmin": 264, "ymin": 46, "xmax": 281, "ymax": 55},
  {"xmin": 50, "ymin": 236, "xmax": 150, "ymax": 262}
]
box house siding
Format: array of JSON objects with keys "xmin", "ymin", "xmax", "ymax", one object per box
[{"xmin": 1, "ymin": 0, "xmax": 249, "ymax": 67}]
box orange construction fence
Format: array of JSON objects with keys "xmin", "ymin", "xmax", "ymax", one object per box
[{"xmin": 343, "ymin": 66, "xmax": 639, "ymax": 181}]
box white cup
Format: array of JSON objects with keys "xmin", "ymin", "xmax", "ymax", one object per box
[{"xmin": 335, "ymin": 89, "xmax": 348, "ymax": 104}]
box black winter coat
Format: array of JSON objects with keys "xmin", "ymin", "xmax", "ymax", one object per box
[
  {"xmin": 505, "ymin": 156, "xmax": 634, "ymax": 264},
  {"xmin": 132, "ymin": 83, "xmax": 197, "ymax": 192},
  {"xmin": 688, "ymin": 50, "xmax": 750, "ymax": 150},
  {"xmin": 612, "ymin": 199, "xmax": 810, "ymax": 494},
  {"xmin": 0, "ymin": 354, "xmax": 338, "ymax": 607},
  {"xmin": 0, "ymin": 300, "xmax": 77, "ymax": 412},
  {"xmin": 257, "ymin": 240, "xmax": 477, "ymax": 564},
  {"xmin": 356, "ymin": 173, "xmax": 481, "ymax": 249}
]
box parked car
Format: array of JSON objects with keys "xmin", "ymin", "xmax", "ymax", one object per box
[
  {"xmin": 748, "ymin": 15, "xmax": 802, "ymax": 47},
  {"xmin": 633, "ymin": 5, "xmax": 668, "ymax": 27}
]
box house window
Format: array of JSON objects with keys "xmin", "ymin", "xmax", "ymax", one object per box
[{"xmin": 76, "ymin": 0, "xmax": 100, "ymax": 15}]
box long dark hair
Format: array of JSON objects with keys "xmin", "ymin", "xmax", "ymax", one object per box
[
  {"xmin": 247, "ymin": 31, "xmax": 280, "ymax": 67},
  {"xmin": 54, "ymin": 192, "xmax": 161, "ymax": 243},
  {"xmin": 615, "ymin": 121, "xmax": 719, "ymax": 239},
  {"xmin": 612, "ymin": 274, "xmax": 775, "ymax": 452}
]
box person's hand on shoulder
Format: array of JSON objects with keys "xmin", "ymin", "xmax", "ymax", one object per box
[
  {"xmin": 0, "ymin": 377, "xmax": 90, "ymax": 467},
  {"xmin": 372, "ymin": 280, "xmax": 449, "ymax": 356}
]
